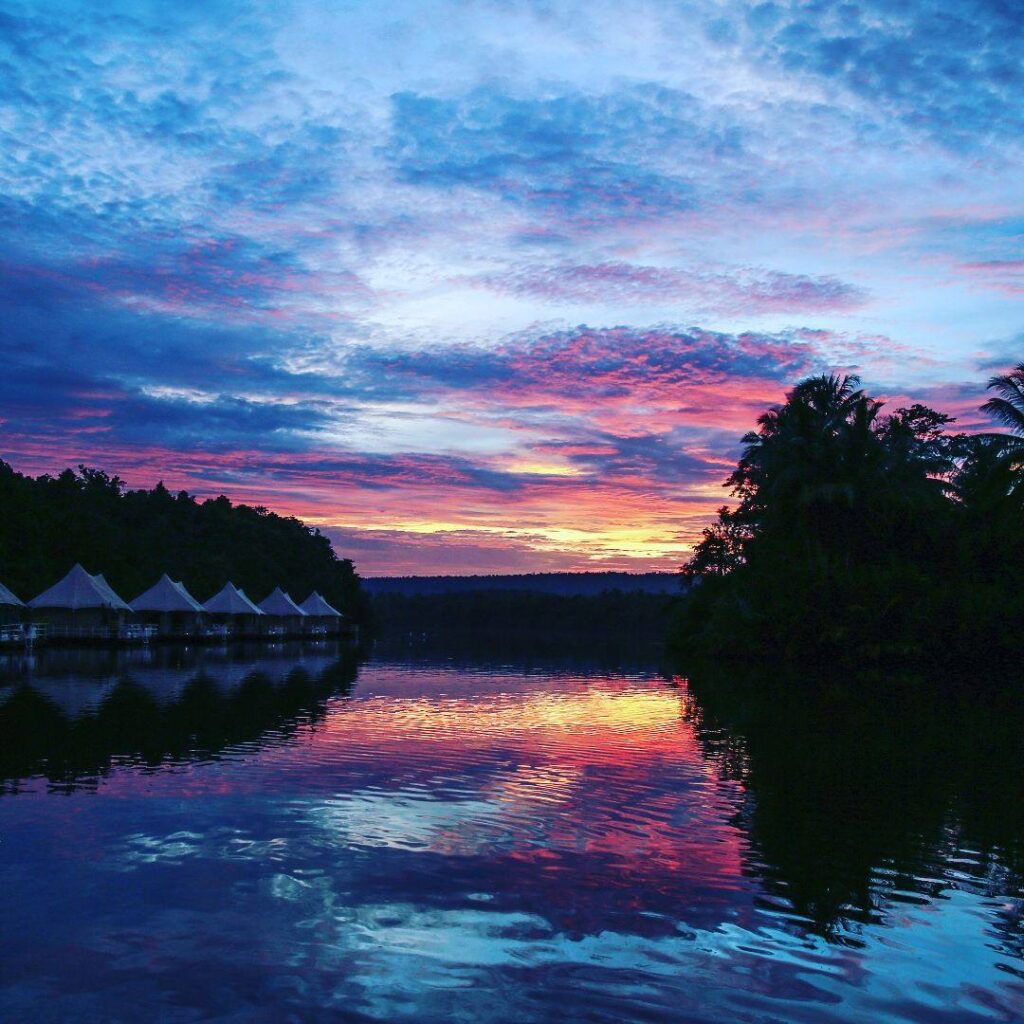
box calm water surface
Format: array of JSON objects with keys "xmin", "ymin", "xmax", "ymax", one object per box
[{"xmin": 0, "ymin": 642, "xmax": 1021, "ymax": 1022}]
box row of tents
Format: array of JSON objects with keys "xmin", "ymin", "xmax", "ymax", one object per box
[{"xmin": 0, "ymin": 564, "xmax": 348, "ymax": 644}]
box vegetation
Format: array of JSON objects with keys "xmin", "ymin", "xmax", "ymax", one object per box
[
  {"xmin": 366, "ymin": 572, "xmax": 680, "ymax": 597},
  {"xmin": 671, "ymin": 365, "xmax": 1024, "ymax": 663},
  {"xmin": 374, "ymin": 588, "xmax": 676, "ymax": 647},
  {"xmin": 0, "ymin": 461, "xmax": 370, "ymax": 622}
]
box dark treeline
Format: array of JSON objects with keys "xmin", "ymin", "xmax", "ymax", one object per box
[
  {"xmin": 365, "ymin": 572, "xmax": 681, "ymax": 597},
  {"xmin": 671, "ymin": 364, "xmax": 1024, "ymax": 664},
  {"xmin": 374, "ymin": 589, "xmax": 677, "ymax": 646},
  {"xmin": 0, "ymin": 656, "xmax": 359, "ymax": 791},
  {"xmin": 680, "ymin": 664, "xmax": 1024, "ymax": 943},
  {"xmin": 0, "ymin": 461, "xmax": 370, "ymax": 622}
]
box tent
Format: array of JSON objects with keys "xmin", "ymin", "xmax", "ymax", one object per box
[
  {"xmin": 0, "ymin": 579, "xmax": 23, "ymax": 628},
  {"xmin": 298, "ymin": 591, "xmax": 343, "ymax": 634},
  {"xmin": 28, "ymin": 564, "xmax": 132, "ymax": 635},
  {"xmin": 258, "ymin": 587, "xmax": 306, "ymax": 635},
  {"xmin": 130, "ymin": 574, "xmax": 205, "ymax": 637},
  {"xmin": 203, "ymin": 582, "xmax": 264, "ymax": 635}
]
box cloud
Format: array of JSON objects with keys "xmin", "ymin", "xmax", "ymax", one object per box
[
  {"xmin": 344, "ymin": 325, "xmax": 821, "ymax": 413},
  {"xmin": 958, "ymin": 260, "xmax": 1024, "ymax": 296},
  {"xmin": 742, "ymin": 0, "xmax": 1024, "ymax": 149},
  {"xmin": 1, "ymin": 0, "xmax": 1020, "ymax": 573},
  {"xmin": 469, "ymin": 260, "xmax": 867, "ymax": 314},
  {"xmin": 387, "ymin": 84, "xmax": 745, "ymax": 225}
]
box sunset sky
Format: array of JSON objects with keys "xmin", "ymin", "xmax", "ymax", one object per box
[{"xmin": 2, "ymin": 0, "xmax": 1022, "ymax": 575}]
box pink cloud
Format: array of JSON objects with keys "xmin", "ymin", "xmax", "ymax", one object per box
[{"xmin": 958, "ymin": 260, "xmax": 1024, "ymax": 296}]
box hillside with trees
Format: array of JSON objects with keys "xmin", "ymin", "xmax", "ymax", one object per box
[
  {"xmin": 0, "ymin": 462, "xmax": 369, "ymax": 622},
  {"xmin": 671, "ymin": 365, "xmax": 1024, "ymax": 664},
  {"xmin": 364, "ymin": 572, "xmax": 681, "ymax": 597}
]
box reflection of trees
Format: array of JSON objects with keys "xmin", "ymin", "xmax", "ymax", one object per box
[
  {"xmin": 679, "ymin": 667, "xmax": 1024, "ymax": 948},
  {"xmin": 0, "ymin": 656, "xmax": 359, "ymax": 792}
]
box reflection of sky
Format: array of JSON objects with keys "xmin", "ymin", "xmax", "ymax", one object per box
[
  {"xmin": 3, "ymin": 1, "xmax": 1023, "ymax": 573},
  {"xmin": 1, "ymin": 657, "xmax": 1022, "ymax": 1021}
]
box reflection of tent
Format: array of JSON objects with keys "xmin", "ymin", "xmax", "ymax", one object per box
[
  {"xmin": 298, "ymin": 591, "xmax": 343, "ymax": 634},
  {"xmin": 203, "ymin": 583, "xmax": 263, "ymax": 634},
  {"xmin": 258, "ymin": 587, "xmax": 306, "ymax": 634},
  {"xmin": 28, "ymin": 564, "xmax": 132, "ymax": 634},
  {"xmin": 131, "ymin": 574, "xmax": 205, "ymax": 636}
]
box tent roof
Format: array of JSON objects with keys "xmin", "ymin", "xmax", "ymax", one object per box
[
  {"xmin": 258, "ymin": 587, "xmax": 306, "ymax": 617},
  {"xmin": 0, "ymin": 580, "xmax": 24, "ymax": 607},
  {"xmin": 29, "ymin": 564, "xmax": 132, "ymax": 611},
  {"xmin": 298, "ymin": 591, "xmax": 342, "ymax": 617},
  {"xmin": 203, "ymin": 582, "xmax": 263, "ymax": 616},
  {"xmin": 131, "ymin": 574, "xmax": 205, "ymax": 614}
]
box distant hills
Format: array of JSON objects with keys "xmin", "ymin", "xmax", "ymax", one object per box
[{"xmin": 363, "ymin": 571, "xmax": 682, "ymax": 597}]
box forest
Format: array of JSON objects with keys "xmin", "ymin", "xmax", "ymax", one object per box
[
  {"xmin": 0, "ymin": 462, "xmax": 370, "ymax": 622},
  {"xmin": 670, "ymin": 363, "xmax": 1024, "ymax": 664},
  {"xmin": 373, "ymin": 588, "xmax": 677, "ymax": 647}
]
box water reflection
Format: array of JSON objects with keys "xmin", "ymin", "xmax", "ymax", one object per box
[
  {"xmin": 0, "ymin": 646, "xmax": 1021, "ymax": 1022},
  {"xmin": 681, "ymin": 664, "xmax": 1024, "ymax": 958},
  {"xmin": 0, "ymin": 643, "xmax": 359, "ymax": 791}
]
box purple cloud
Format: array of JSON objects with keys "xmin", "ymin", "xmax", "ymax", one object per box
[{"xmin": 469, "ymin": 261, "xmax": 867, "ymax": 313}]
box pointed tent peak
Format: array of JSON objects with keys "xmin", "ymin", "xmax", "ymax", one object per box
[
  {"xmin": 0, "ymin": 580, "xmax": 24, "ymax": 607},
  {"xmin": 29, "ymin": 563, "xmax": 131, "ymax": 611},
  {"xmin": 92, "ymin": 573, "xmax": 132, "ymax": 612},
  {"xmin": 131, "ymin": 574, "xmax": 204, "ymax": 614},
  {"xmin": 203, "ymin": 582, "xmax": 264, "ymax": 616},
  {"xmin": 298, "ymin": 591, "xmax": 342, "ymax": 617},
  {"xmin": 258, "ymin": 587, "xmax": 306, "ymax": 617}
]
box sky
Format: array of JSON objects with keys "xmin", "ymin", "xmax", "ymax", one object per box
[{"xmin": 1, "ymin": 0, "xmax": 1022, "ymax": 575}]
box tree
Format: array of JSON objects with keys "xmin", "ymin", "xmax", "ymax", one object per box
[{"xmin": 981, "ymin": 363, "xmax": 1024, "ymax": 436}]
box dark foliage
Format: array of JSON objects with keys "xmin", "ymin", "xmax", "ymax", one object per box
[
  {"xmin": 374, "ymin": 589, "xmax": 677, "ymax": 646},
  {"xmin": 671, "ymin": 367, "xmax": 1024, "ymax": 663},
  {"xmin": 365, "ymin": 572, "xmax": 681, "ymax": 597},
  {"xmin": 0, "ymin": 460, "xmax": 370, "ymax": 622}
]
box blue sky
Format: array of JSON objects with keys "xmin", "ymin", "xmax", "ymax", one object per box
[{"xmin": 1, "ymin": 0, "xmax": 1021, "ymax": 573}]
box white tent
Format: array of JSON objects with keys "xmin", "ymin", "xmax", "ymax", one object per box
[
  {"xmin": 131, "ymin": 574, "xmax": 204, "ymax": 614},
  {"xmin": 298, "ymin": 591, "xmax": 342, "ymax": 618},
  {"xmin": 0, "ymin": 580, "xmax": 24, "ymax": 607},
  {"xmin": 203, "ymin": 582, "xmax": 264, "ymax": 616},
  {"xmin": 29, "ymin": 564, "xmax": 132, "ymax": 611},
  {"xmin": 258, "ymin": 587, "xmax": 306, "ymax": 618}
]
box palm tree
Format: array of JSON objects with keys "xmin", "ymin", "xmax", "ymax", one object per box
[
  {"xmin": 981, "ymin": 363, "xmax": 1024, "ymax": 435},
  {"xmin": 730, "ymin": 374, "xmax": 880, "ymax": 518},
  {"xmin": 965, "ymin": 363, "xmax": 1024, "ymax": 514}
]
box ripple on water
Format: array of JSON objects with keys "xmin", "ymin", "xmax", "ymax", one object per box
[{"xmin": 0, "ymin": 656, "xmax": 1023, "ymax": 1023}]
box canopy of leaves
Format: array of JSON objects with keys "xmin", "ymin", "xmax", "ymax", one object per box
[
  {"xmin": 673, "ymin": 369, "xmax": 1024, "ymax": 665},
  {"xmin": 0, "ymin": 462, "xmax": 369, "ymax": 622}
]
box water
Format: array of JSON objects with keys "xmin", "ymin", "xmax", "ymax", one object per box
[{"xmin": 0, "ymin": 642, "xmax": 1022, "ymax": 1022}]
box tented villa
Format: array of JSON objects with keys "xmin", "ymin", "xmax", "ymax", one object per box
[
  {"xmin": 0, "ymin": 580, "xmax": 23, "ymax": 622},
  {"xmin": 299, "ymin": 591, "xmax": 344, "ymax": 635},
  {"xmin": 203, "ymin": 582, "xmax": 264, "ymax": 637},
  {"xmin": 258, "ymin": 587, "xmax": 306, "ymax": 636},
  {"xmin": 0, "ymin": 580, "xmax": 25, "ymax": 645},
  {"xmin": 130, "ymin": 574, "xmax": 205, "ymax": 638},
  {"xmin": 27, "ymin": 564, "xmax": 134, "ymax": 641},
  {"xmin": 0, "ymin": 564, "xmax": 354, "ymax": 648}
]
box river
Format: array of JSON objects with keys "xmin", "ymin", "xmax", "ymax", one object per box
[{"xmin": 0, "ymin": 641, "xmax": 1021, "ymax": 1022}]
